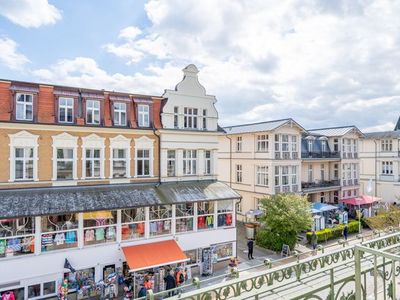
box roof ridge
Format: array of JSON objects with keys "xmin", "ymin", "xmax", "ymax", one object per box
[
  {"xmin": 308, "ymin": 125, "xmax": 356, "ymax": 131},
  {"xmin": 223, "ymin": 118, "xmax": 292, "ymax": 129}
]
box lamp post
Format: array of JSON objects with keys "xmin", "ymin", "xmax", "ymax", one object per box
[{"xmin": 357, "ymin": 198, "xmax": 361, "ymax": 234}]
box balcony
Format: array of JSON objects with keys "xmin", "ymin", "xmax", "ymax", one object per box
[
  {"xmin": 275, "ymin": 152, "xmax": 299, "ymax": 160},
  {"xmin": 301, "ymin": 151, "xmax": 341, "ymax": 160},
  {"xmin": 301, "ymin": 180, "xmax": 340, "ymax": 192}
]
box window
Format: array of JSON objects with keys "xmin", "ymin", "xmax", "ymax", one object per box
[
  {"xmin": 197, "ymin": 201, "xmax": 214, "ymax": 230},
  {"xmin": 184, "ymin": 107, "xmax": 198, "ymax": 129},
  {"xmin": 202, "ymin": 109, "xmax": 207, "ymax": 130},
  {"xmin": 320, "ymin": 164, "xmax": 325, "ymax": 181},
  {"xmin": 320, "ymin": 192, "xmax": 325, "ymax": 203},
  {"xmin": 256, "ymin": 166, "xmax": 268, "ymax": 186},
  {"xmin": 282, "ymin": 135, "xmax": 289, "ymax": 152},
  {"xmin": 236, "ymin": 136, "xmax": 242, "ymax": 152},
  {"xmin": 184, "ymin": 249, "xmax": 197, "ymax": 265},
  {"xmin": 43, "ymin": 281, "xmax": 56, "ymax": 296},
  {"xmin": 0, "ymin": 217, "xmax": 35, "ymax": 258},
  {"xmin": 138, "ymin": 104, "xmax": 150, "ymax": 127},
  {"xmin": 333, "ymin": 138, "xmax": 339, "ymax": 152},
  {"xmin": 281, "ymin": 166, "xmax": 289, "ymax": 186},
  {"xmin": 334, "ymin": 163, "xmax": 339, "ymax": 179},
  {"xmin": 83, "ymin": 210, "xmax": 117, "ymax": 245},
  {"xmin": 215, "ymin": 243, "xmax": 233, "ymax": 260},
  {"xmin": 14, "ymin": 147, "xmax": 34, "ymax": 180},
  {"xmin": 308, "ymin": 140, "xmax": 313, "ymax": 152},
  {"xmin": 113, "ymin": 102, "xmax": 126, "ymax": 126},
  {"xmin": 58, "ymin": 97, "xmax": 74, "ymax": 123},
  {"xmin": 41, "ymin": 214, "xmax": 78, "ymax": 252},
  {"xmin": 381, "ymin": 139, "xmax": 393, "ymax": 152},
  {"xmin": 176, "ymin": 203, "xmax": 194, "ymax": 233},
  {"xmin": 16, "ymin": 93, "xmax": 33, "ymax": 121},
  {"xmin": 112, "ymin": 149, "xmax": 127, "ymax": 178},
  {"xmin": 86, "ymin": 100, "xmax": 100, "ymax": 124},
  {"xmin": 333, "ymin": 191, "xmax": 339, "ymax": 202},
  {"xmin": 275, "ymin": 135, "xmax": 280, "ymax": 152},
  {"xmin": 275, "ymin": 166, "xmax": 280, "ymax": 187},
  {"xmin": 167, "ymin": 150, "xmax": 176, "ymax": 177},
  {"xmin": 85, "ymin": 149, "xmax": 101, "ymax": 178},
  {"xmin": 308, "ymin": 164, "xmax": 313, "ymax": 182},
  {"xmin": 291, "ymin": 136, "xmax": 297, "ymax": 152},
  {"xmin": 217, "ymin": 200, "xmax": 233, "ymax": 227},
  {"xmin": 291, "ymin": 166, "xmax": 297, "ymax": 185},
  {"xmin": 174, "ymin": 106, "xmax": 179, "ymax": 128},
  {"xmin": 257, "ymin": 134, "xmax": 268, "ymax": 152},
  {"xmin": 28, "ymin": 284, "xmax": 41, "ymax": 299},
  {"xmin": 321, "ymin": 140, "xmax": 327, "ymax": 152},
  {"xmin": 382, "ymin": 161, "xmax": 393, "ymax": 175},
  {"xmin": 183, "ymin": 150, "xmax": 197, "ymax": 175},
  {"xmin": 149, "ymin": 205, "xmax": 172, "ymax": 236},
  {"xmin": 56, "ymin": 148, "xmax": 74, "ymax": 180},
  {"xmin": 121, "ymin": 208, "xmax": 145, "ymax": 240},
  {"xmin": 204, "ymin": 150, "xmax": 212, "ymax": 175},
  {"xmin": 136, "ymin": 149, "xmax": 150, "ymax": 176},
  {"xmin": 236, "ymin": 164, "xmax": 242, "ymax": 183}
]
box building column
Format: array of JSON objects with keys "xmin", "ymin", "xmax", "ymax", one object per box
[
  {"xmin": 193, "ymin": 203, "xmax": 198, "ymax": 232},
  {"xmin": 145, "ymin": 207, "xmax": 150, "ymax": 239},
  {"xmin": 116, "ymin": 210, "xmax": 122, "ymax": 243},
  {"xmin": 177, "ymin": 150, "xmax": 183, "ymax": 177},
  {"xmin": 78, "ymin": 213, "xmax": 84, "ymax": 249},
  {"xmin": 34, "ymin": 216, "xmax": 41, "ymax": 256},
  {"xmin": 172, "ymin": 205, "xmax": 176, "ymax": 236}
]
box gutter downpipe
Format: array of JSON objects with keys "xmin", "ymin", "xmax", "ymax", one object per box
[{"xmin": 153, "ymin": 127, "xmax": 161, "ymax": 187}]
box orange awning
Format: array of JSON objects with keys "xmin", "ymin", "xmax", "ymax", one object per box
[
  {"xmin": 82, "ymin": 211, "xmax": 113, "ymax": 220},
  {"xmin": 122, "ymin": 240, "xmax": 188, "ymax": 272}
]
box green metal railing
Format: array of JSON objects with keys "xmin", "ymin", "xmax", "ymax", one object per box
[{"xmin": 139, "ymin": 229, "xmax": 400, "ymax": 299}]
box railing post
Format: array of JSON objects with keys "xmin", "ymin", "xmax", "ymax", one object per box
[
  {"xmin": 354, "ymin": 246, "xmax": 362, "ymax": 300},
  {"xmin": 192, "ymin": 277, "xmax": 200, "ymax": 289},
  {"xmin": 147, "ymin": 289, "xmax": 154, "ymax": 300},
  {"xmin": 373, "ymin": 254, "xmax": 378, "ymax": 299},
  {"xmin": 329, "ymin": 269, "xmax": 335, "ymax": 300},
  {"xmin": 391, "ymin": 261, "xmax": 396, "ymax": 299}
]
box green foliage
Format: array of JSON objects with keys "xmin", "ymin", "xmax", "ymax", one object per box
[
  {"xmin": 365, "ymin": 206, "xmax": 400, "ymax": 230},
  {"xmin": 305, "ymin": 220, "xmax": 360, "ymax": 243},
  {"xmin": 256, "ymin": 193, "xmax": 313, "ymax": 251}
]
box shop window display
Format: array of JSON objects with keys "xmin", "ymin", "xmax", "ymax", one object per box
[
  {"xmin": 0, "ymin": 288, "xmax": 24, "ymax": 300},
  {"xmin": 0, "ymin": 217, "xmax": 35, "ymax": 258},
  {"xmin": 83, "ymin": 211, "xmax": 117, "ymax": 246},
  {"xmin": 175, "ymin": 203, "xmax": 194, "ymax": 233},
  {"xmin": 43, "ymin": 281, "xmax": 56, "ymax": 295},
  {"xmin": 149, "ymin": 205, "xmax": 172, "ymax": 236},
  {"xmin": 121, "ymin": 208, "xmax": 145, "ymax": 240},
  {"xmin": 217, "ymin": 200, "xmax": 233, "ymax": 227},
  {"xmin": 184, "ymin": 249, "xmax": 198, "ymax": 265},
  {"xmin": 215, "ymin": 242, "xmax": 233, "ymax": 260},
  {"xmin": 28, "ymin": 284, "xmax": 41, "ymax": 299},
  {"xmin": 41, "ymin": 214, "xmax": 78, "ymax": 252},
  {"xmin": 64, "ymin": 268, "xmax": 96, "ymax": 296},
  {"xmin": 197, "ymin": 201, "xmax": 214, "ymax": 230}
]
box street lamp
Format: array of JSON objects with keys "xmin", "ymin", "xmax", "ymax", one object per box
[{"xmin": 357, "ymin": 197, "xmax": 361, "ymax": 234}]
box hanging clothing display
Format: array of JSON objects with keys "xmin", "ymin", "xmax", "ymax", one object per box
[
  {"xmin": 65, "ymin": 231, "xmax": 76, "ymax": 244},
  {"xmin": 95, "ymin": 228, "xmax": 105, "ymax": 241},
  {"xmin": 54, "ymin": 233, "xmax": 66, "ymax": 245},
  {"xmin": 85, "ymin": 229, "xmax": 95, "ymax": 242},
  {"xmin": 225, "ymin": 213, "xmax": 232, "ymax": 226},
  {"xmin": 106, "ymin": 227, "xmax": 116, "ymax": 240},
  {"xmin": 197, "ymin": 216, "xmax": 205, "ymax": 229},
  {"xmin": 206, "ymin": 216, "xmax": 213, "ymax": 228},
  {"xmin": 201, "ymin": 248, "xmax": 213, "ymax": 276},
  {"xmin": 41, "ymin": 234, "xmax": 53, "ymax": 248}
]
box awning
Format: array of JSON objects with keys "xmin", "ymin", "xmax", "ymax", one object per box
[
  {"xmin": 122, "ymin": 240, "xmax": 188, "ymax": 272},
  {"xmin": 340, "ymin": 195, "xmax": 382, "ymax": 206},
  {"xmin": 312, "ymin": 203, "xmax": 338, "ymax": 213},
  {"xmin": 246, "ymin": 209, "xmax": 263, "ymax": 217},
  {"xmin": 83, "ymin": 211, "xmax": 113, "ymax": 220}
]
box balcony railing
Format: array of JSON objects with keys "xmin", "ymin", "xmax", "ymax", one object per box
[
  {"xmin": 301, "ymin": 151, "xmax": 341, "ymax": 159},
  {"xmin": 275, "ymin": 152, "xmax": 299, "ymax": 160},
  {"xmin": 301, "ymin": 180, "xmax": 340, "ymax": 190}
]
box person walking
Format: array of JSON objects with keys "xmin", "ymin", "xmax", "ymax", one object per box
[
  {"xmin": 343, "ymin": 225, "xmax": 349, "ymax": 241},
  {"xmin": 311, "ymin": 230, "xmax": 318, "ymax": 251},
  {"xmin": 247, "ymin": 239, "xmax": 254, "ymax": 260},
  {"xmin": 164, "ymin": 269, "xmax": 176, "ymax": 297}
]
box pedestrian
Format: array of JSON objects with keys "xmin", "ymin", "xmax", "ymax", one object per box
[
  {"xmin": 311, "ymin": 230, "xmax": 317, "ymax": 250},
  {"xmin": 247, "ymin": 239, "xmax": 254, "ymax": 260},
  {"xmin": 343, "ymin": 224, "xmax": 349, "ymax": 241},
  {"xmin": 164, "ymin": 269, "xmax": 176, "ymax": 297}
]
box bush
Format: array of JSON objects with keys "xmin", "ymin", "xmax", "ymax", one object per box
[
  {"xmin": 306, "ymin": 220, "xmax": 360, "ymax": 244},
  {"xmin": 256, "ymin": 229, "xmax": 298, "ymax": 252}
]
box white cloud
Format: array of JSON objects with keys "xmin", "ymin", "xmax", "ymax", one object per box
[
  {"xmin": 33, "ymin": 0, "xmax": 400, "ymax": 130},
  {"xmin": 33, "ymin": 57, "xmax": 181, "ymax": 95},
  {"xmin": 0, "ymin": 37, "xmax": 29, "ymax": 70},
  {"xmin": 0, "ymin": 0, "xmax": 61, "ymax": 28}
]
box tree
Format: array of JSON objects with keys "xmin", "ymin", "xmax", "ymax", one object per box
[{"xmin": 256, "ymin": 193, "xmax": 312, "ymax": 251}]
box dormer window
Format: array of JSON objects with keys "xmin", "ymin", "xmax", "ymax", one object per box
[
  {"xmin": 173, "ymin": 107, "xmax": 179, "ymax": 128},
  {"xmin": 138, "ymin": 104, "xmax": 150, "ymax": 127},
  {"xmin": 86, "ymin": 100, "xmax": 100, "ymax": 125},
  {"xmin": 202, "ymin": 109, "xmax": 207, "ymax": 130},
  {"xmin": 321, "ymin": 140, "xmax": 326, "ymax": 152},
  {"xmin": 16, "ymin": 93, "xmax": 33, "ymax": 121},
  {"xmin": 184, "ymin": 107, "xmax": 198, "ymax": 129},
  {"xmin": 113, "ymin": 102, "xmax": 127, "ymax": 126},
  {"xmin": 308, "ymin": 140, "xmax": 313, "ymax": 152},
  {"xmin": 58, "ymin": 97, "xmax": 74, "ymax": 123}
]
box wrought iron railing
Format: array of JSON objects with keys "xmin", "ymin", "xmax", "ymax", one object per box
[
  {"xmin": 302, "ymin": 180, "xmax": 340, "ymax": 190},
  {"xmin": 301, "ymin": 151, "xmax": 341, "ymax": 159}
]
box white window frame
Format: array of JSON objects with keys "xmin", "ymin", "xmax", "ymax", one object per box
[
  {"xmin": 109, "ymin": 135, "xmax": 131, "ymax": 179},
  {"xmin": 138, "ymin": 104, "xmax": 150, "ymax": 127},
  {"xmin": 308, "ymin": 164, "xmax": 313, "ymax": 182},
  {"xmin": 236, "ymin": 164, "xmax": 242, "ymax": 183},
  {"xmin": 167, "ymin": 150, "xmax": 176, "ymax": 177},
  {"xmin": 256, "ymin": 165, "xmax": 268, "ymax": 186},
  {"xmin": 321, "ymin": 140, "xmax": 327, "ymax": 152},
  {"xmin": 202, "ymin": 109, "xmax": 207, "ymax": 130},
  {"xmin": 134, "ymin": 136, "xmax": 154, "ymax": 177},
  {"xmin": 9, "ymin": 131, "xmax": 39, "ymax": 182},
  {"xmin": 173, "ymin": 106, "xmax": 179, "ymax": 128},
  {"xmin": 236, "ymin": 136, "xmax": 242, "ymax": 152},
  {"xmin": 204, "ymin": 150, "xmax": 212, "ymax": 175},
  {"xmin": 58, "ymin": 97, "xmax": 74, "ymax": 123},
  {"xmin": 320, "ymin": 164, "xmax": 325, "ymax": 181},
  {"xmin": 381, "ymin": 139, "xmax": 393, "ymax": 152},
  {"xmin": 257, "ymin": 134, "xmax": 269, "ymax": 152},
  {"xmin": 184, "ymin": 107, "xmax": 198, "ymax": 129},
  {"xmin": 14, "ymin": 147, "xmax": 34, "ymax": 181},
  {"xmin": 16, "ymin": 93, "xmax": 34, "ymax": 121},
  {"xmin": 183, "ymin": 150, "xmax": 197, "ymax": 175},
  {"xmin": 52, "ymin": 133, "xmax": 78, "ymax": 181},
  {"xmin": 85, "ymin": 148, "xmax": 102, "ymax": 179},
  {"xmin": 136, "ymin": 149, "xmax": 151, "ymax": 177},
  {"xmin": 382, "ymin": 161, "xmax": 393, "ymax": 175},
  {"xmin": 308, "ymin": 140, "xmax": 313, "ymax": 152},
  {"xmin": 113, "ymin": 102, "xmax": 127, "ymax": 126},
  {"xmin": 86, "ymin": 100, "xmax": 100, "ymax": 125},
  {"xmin": 81, "ymin": 134, "xmax": 105, "ymax": 179}
]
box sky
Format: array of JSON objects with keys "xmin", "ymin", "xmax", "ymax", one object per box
[{"xmin": 0, "ymin": 0, "xmax": 400, "ymax": 131}]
